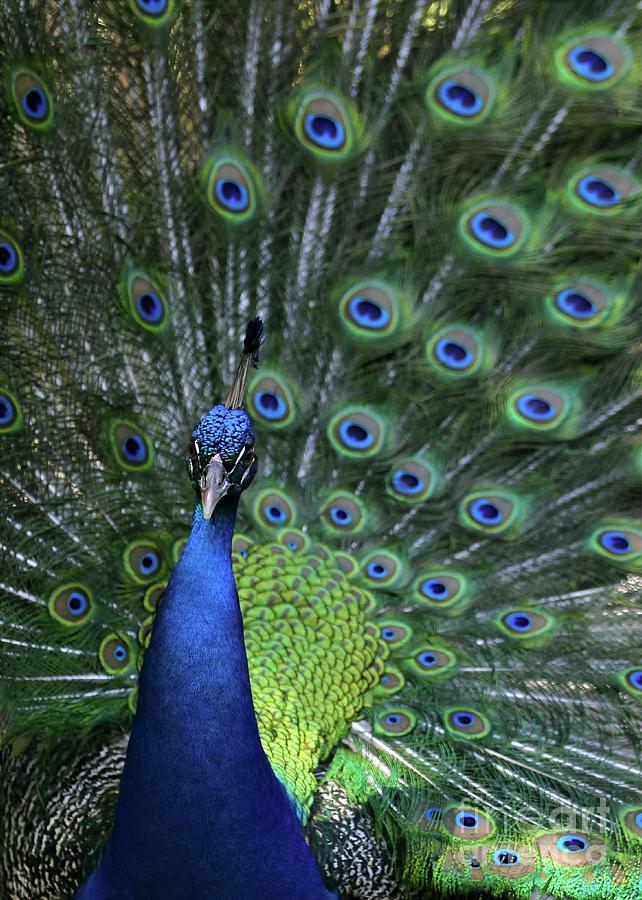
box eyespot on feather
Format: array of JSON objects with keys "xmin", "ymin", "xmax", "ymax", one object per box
[
  {"xmin": 0, "ymin": 389, "xmax": 24, "ymax": 434},
  {"xmin": 443, "ymin": 807, "xmax": 496, "ymax": 840},
  {"xmin": 425, "ymin": 325, "xmax": 488, "ymax": 379},
  {"xmin": 0, "ymin": 231, "xmax": 25, "ymax": 285},
  {"xmin": 567, "ymin": 165, "xmax": 639, "ymax": 216},
  {"xmin": 426, "ymin": 63, "xmax": 496, "ymax": 124},
  {"xmin": 360, "ymin": 549, "xmax": 406, "ymax": 588},
  {"xmin": 374, "ymin": 666, "xmax": 406, "ymax": 694},
  {"xmin": 327, "ymin": 407, "xmax": 386, "ymax": 459},
  {"xmin": 386, "ymin": 455, "xmax": 442, "ymax": 503},
  {"xmin": 99, "ymin": 634, "xmax": 135, "ymax": 675},
  {"xmin": 247, "ymin": 370, "xmax": 297, "ymax": 429},
  {"xmin": 407, "ymin": 644, "xmax": 457, "ymax": 678},
  {"xmin": 122, "ymin": 267, "xmax": 170, "ymax": 334},
  {"xmin": 335, "ymin": 279, "xmax": 412, "ymax": 346},
  {"xmin": 129, "ymin": 0, "xmax": 177, "ymax": 27},
  {"xmin": 507, "ymin": 384, "xmax": 578, "ymax": 435},
  {"xmin": 444, "ymin": 707, "xmax": 490, "ymax": 740},
  {"xmin": 48, "ymin": 583, "xmax": 94, "ymax": 626},
  {"xmin": 536, "ymin": 832, "xmax": 605, "ymax": 867},
  {"xmin": 496, "ymin": 608, "xmax": 555, "ymax": 642},
  {"xmin": 202, "ymin": 152, "xmax": 264, "ymax": 225},
  {"xmin": 460, "ymin": 489, "xmax": 525, "ymax": 536},
  {"xmin": 124, "ymin": 540, "xmax": 166, "ymax": 584},
  {"xmin": 249, "ymin": 487, "xmax": 298, "ymax": 529},
  {"xmin": 378, "ymin": 621, "xmax": 412, "ymax": 649},
  {"xmin": 374, "ymin": 706, "xmax": 417, "ymax": 736},
  {"xmin": 588, "ymin": 522, "xmax": 642, "ymax": 571},
  {"xmin": 546, "ymin": 277, "xmax": 615, "ymax": 328},
  {"xmin": 616, "ymin": 667, "xmax": 642, "ymax": 700},
  {"xmin": 108, "ymin": 419, "xmax": 155, "ymax": 473},
  {"xmin": 413, "ymin": 570, "xmax": 470, "ymax": 611},
  {"xmin": 8, "ymin": 67, "xmax": 54, "ymax": 131},
  {"xmin": 459, "ymin": 200, "xmax": 530, "ymax": 256},
  {"xmin": 290, "ymin": 88, "xmax": 364, "ymax": 162},
  {"xmin": 555, "ymin": 31, "xmax": 632, "ymax": 90}
]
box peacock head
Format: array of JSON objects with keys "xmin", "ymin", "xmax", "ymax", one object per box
[
  {"xmin": 187, "ymin": 407, "xmax": 257, "ymax": 519},
  {"xmin": 186, "ymin": 318, "xmax": 263, "ymax": 519}
]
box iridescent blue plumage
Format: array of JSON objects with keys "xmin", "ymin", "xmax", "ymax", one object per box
[{"xmin": 0, "ymin": 1, "xmax": 640, "ymax": 898}]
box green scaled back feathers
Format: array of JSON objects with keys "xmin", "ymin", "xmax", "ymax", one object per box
[{"xmin": 1, "ymin": 0, "xmax": 641, "ymax": 898}]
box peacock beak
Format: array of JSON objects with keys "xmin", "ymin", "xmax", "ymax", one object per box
[{"xmin": 200, "ymin": 454, "xmax": 231, "ymax": 520}]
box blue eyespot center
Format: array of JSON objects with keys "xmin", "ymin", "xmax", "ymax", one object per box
[
  {"xmin": 367, "ymin": 561, "xmax": 388, "ymax": 579},
  {"xmin": 121, "ymin": 435, "xmax": 147, "ymax": 463},
  {"xmin": 382, "ymin": 628, "xmax": 397, "ymax": 641},
  {"xmin": 304, "ymin": 114, "xmax": 345, "ymax": 149},
  {"xmin": 215, "ymin": 179, "xmax": 249, "ymax": 212},
  {"xmin": 136, "ymin": 0, "xmax": 168, "ymax": 14},
  {"xmin": 339, "ymin": 420, "xmax": 373, "ymax": 449},
  {"xmin": 557, "ymin": 835, "xmax": 588, "ymax": 853},
  {"xmin": 471, "ymin": 212, "xmax": 513, "ymax": 248},
  {"xmin": 628, "ymin": 670, "xmax": 642, "ymax": 690},
  {"xmin": 506, "ymin": 612, "xmax": 531, "ymax": 631},
  {"xmin": 455, "ymin": 811, "xmax": 480, "ymax": 829},
  {"xmin": 494, "ymin": 849, "xmax": 521, "ymax": 866},
  {"xmin": 0, "ymin": 243, "xmax": 18, "ymax": 272},
  {"xmin": 517, "ymin": 394, "xmax": 556, "ymax": 421},
  {"xmin": 555, "ymin": 289, "xmax": 597, "ymax": 319},
  {"xmin": 140, "ymin": 552, "xmax": 159, "ymax": 574},
  {"xmin": 421, "ymin": 579, "xmax": 449, "ymax": 600},
  {"xmin": 438, "ymin": 80, "xmax": 483, "ymax": 117},
  {"xmin": 453, "ymin": 712, "xmax": 474, "ymax": 727},
  {"xmin": 266, "ymin": 504, "xmax": 287, "ymax": 523},
  {"xmin": 23, "ymin": 87, "xmax": 47, "ymax": 119},
  {"xmin": 348, "ymin": 297, "xmax": 390, "ymax": 329},
  {"xmin": 470, "ymin": 499, "xmax": 503, "ymax": 525},
  {"xmin": 67, "ymin": 591, "xmax": 88, "ymax": 616},
  {"xmin": 287, "ymin": 540, "xmax": 297, "ymax": 550},
  {"xmin": 386, "ymin": 714, "xmax": 401, "ymax": 724},
  {"xmin": 330, "ymin": 506, "xmax": 351, "ymax": 525},
  {"xmin": 568, "ymin": 46, "xmax": 613, "ymax": 82},
  {"xmin": 392, "ymin": 470, "xmax": 424, "ymax": 495},
  {"xmin": 255, "ymin": 391, "xmax": 286, "ymax": 420},
  {"xmin": 419, "ymin": 651, "xmax": 436, "ymax": 666},
  {"xmin": 0, "ymin": 395, "xmax": 17, "ymax": 426},
  {"xmin": 435, "ymin": 338, "xmax": 474, "ymax": 369},
  {"xmin": 578, "ymin": 176, "xmax": 620, "ymax": 208},
  {"xmin": 113, "ymin": 644, "xmax": 128, "ymax": 661},
  {"xmin": 599, "ymin": 530, "xmax": 631, "ymax": 554},
  {"xmin": 136, "ymin": 291, "xmax": 163, "ymax": 323}
]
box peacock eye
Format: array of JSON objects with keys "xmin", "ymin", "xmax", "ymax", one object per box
[
  {"xmin": 568, "ymin": 165, "xmax": 638, "ymax": 215},
  {"xmin": 556, "ymin": 32, "xmax": 632, "ymax": 90},
  {"xmin": 10, "ymin": 68, "xmax": 54, "ymax": 131},
  {"xmin": 49, "ymin": 583, "xmax": 94, "ymax": 626},
  {"xmin": 444, "ymin": 806, "xmax": 496, "ymax": 840},
  {"xmin": 130, "ymin": 0, "xmax": 176, "ymax": 26},
  {"xmin": 0, "ymin": 390, "xmax": 23, "ymax": 434},
  {"xmin": 374, "ymin": 707, "xmax": 417, "ymax": 736},
  {"xmin": 427, "ymin": 65, "xmax": 495, "ymax": 124},
  {"xmin": 460, "ymin": 200, "xmax": 529, "ymax": 256},
  {"xmin": 124, "ymin": 271, "xmax": 170, "ymax": 334},
  {"xmin": 445, "ymin": 707, "xmax": 491, "ymax": 739},
  {"xmin": 0, "ymin": 231, "xmax": 24, "ymax": 284}
]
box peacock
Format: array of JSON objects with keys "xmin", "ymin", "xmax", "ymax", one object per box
[{"xmin": 0, "ymin": 0, "xmax": 641, "ymax": 897}]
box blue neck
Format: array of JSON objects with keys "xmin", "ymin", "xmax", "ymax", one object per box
[{"xmin": 78, "ymin": 497, "xmax": 335, "ymax": 899}]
